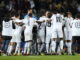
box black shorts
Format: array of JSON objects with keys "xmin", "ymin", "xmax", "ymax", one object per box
[
  {"xmin": 2, "ymin": 36, "xmax": 12, "ymax": 40},
  {"xmin": 72, "ymin": 36, "xmax": 80, "ymax": 41}
]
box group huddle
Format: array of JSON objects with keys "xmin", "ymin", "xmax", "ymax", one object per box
[{"xmin": 1, "ymin": 9, "xmax": 80, "ymax": 56}]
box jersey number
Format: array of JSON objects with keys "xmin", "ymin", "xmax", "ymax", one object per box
[
  {"xmin": 4, "ymin": 22, "xmax": 10, "ymax": 28},
  {"xmin": 56, "ymin": 17, "xmax": 61, "ymax": 22},
  {"xmin": 46, "ymin": 23, "xmax": 51, "ymax": 27},
  {"xmin": 75, "ymin": 22, "xmax": 80, "ymax": 28}
]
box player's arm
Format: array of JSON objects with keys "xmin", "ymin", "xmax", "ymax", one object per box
[
  {"xmin": 18, "ymin": 22, "xmax": 24, "ymax": 26},
  {"xmin": 15, "ymin": 20, "xmax": 24, "ymax": 26},
  {"xmin": 62, "ymin": 19, "xmax": 66, "ymax": 41},
  {"xmin": 45, "ymin": 19, "xmax": 52, "ymax": 23},
  {"xmin": 35, "ymin": 20, "xmax": 44, "ymax": 24}
]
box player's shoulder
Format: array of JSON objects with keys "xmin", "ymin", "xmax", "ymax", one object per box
[
  {"xmin": 39, "ymin": 16, "xmax": 46, "ymax": 21},
  {"xmin": 51, "ymin": 14, "xmax": 56, "ymax": 19},
  {"xmin": 30, "ymin": 17, "xmax": 37, "ymax": 21}
]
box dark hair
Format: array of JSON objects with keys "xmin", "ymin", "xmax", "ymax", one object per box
[
  {"xmin": 47, "ymin": 12, "xmax": 52, "ymax": 18},
  {"xmin": 4, "ymin": 12, "xmax": 11, "ymax": 21},
  {"xmin": 27, "ymin": 8, "xmax": 33, "ymax": 11},
  {"xmin": 28, "ymin": 13, "xmax": 33, "ymax": 17},
  {"xmin": 67, "ymin": 12, "xmax": 72, "ymax": 15},
  {"xmin": 15, "ymin": 13, "xmax": 20, "ymax": 18}
]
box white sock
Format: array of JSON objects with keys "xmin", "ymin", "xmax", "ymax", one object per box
[
  {"xmin": 46, "ymin": 43, "xmax": 49, "ymax": 53},
  {"xmin": 15, "ymin": 42, "xmax": 20, "ymax": 54},
  {"xmin": 51, "ymin": 40, "xmax": 56, "ymax": 53},
  {"xmin": 24, "ymin": 42, "xmax": 27, "ymax": 54},
  {"xmin": 27, "ymin": 42, "xmax": 32, "ymax": 54},
  {"xmin": 60, "ymin": 40, "xmax": 64, "ymax": 52},
  {"xmin": 66, "ymin": 42, "xmax": 72, "ymax": 54},
  {"xmin": 40, "ymin": 43, "xmax": 45, "ymax": 52},
  {"xmin": 57, "ymin": 46, "xmax": 60, "ymax": 54},
  {"xmin": 38, "ymin": 43, "xmax": 41, "ymax": 52},
  {"xmin": 8, "ymin": 46, "xmax": 13, "ymax": 54}
]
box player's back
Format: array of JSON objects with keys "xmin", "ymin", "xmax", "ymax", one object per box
[
  {"xmin": 2, "ymin": 20, "xmax": 13, "ymax": 36},
  {"xmin": 38, "ymin": 16, "xmax": 47, "ymax": 29},
  {"xmin": 72, "ymin": 19, "xmax": 80, "ymax": 36},
  {"xmin": 52, "ymin": 13, "xmax": 64, "ymax": 29}
]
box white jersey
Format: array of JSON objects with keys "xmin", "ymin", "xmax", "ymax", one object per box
[
  {"xmin": 64, "ymin": 17, "xmax": 73, "ymax": 40},
  {"xmin": 72, "ymin": 19, "xmax": 80, "ymax": 36},
  {"xmin": 51, "ymin": 13, "xmax": 64, "ymax": 29},
  {"xmin": 23, "ymin": 17, "xmax": 36, "ymax": 31},
  {"xmin": 12, "ymin": 19, "xmax": 23, "ymax": 42},
  {"xmin": 38, "ymin": 16, "xmax": 46, "ymax": 30},
  {"xmin": 64, "ymin": 17, "xmax": 73, "ymax": 30},
  {"xmin": 23, "ymin": 17, "xmax": 36, "ymax": 41},
  {"xmin": 2, "ymin": 20, "xmax": 13, "ymax": 36},
  {"xmin": 13, "ymin": 19, "xmax": 23, "ymax": 32},
  {"xmin": 51, "ymin": 13, "xmax": 64, "ymax": 38}
]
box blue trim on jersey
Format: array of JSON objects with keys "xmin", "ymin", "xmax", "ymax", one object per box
[{"xmin": 24, "ymin": 14, "xmax": 38, "ymax": 20}]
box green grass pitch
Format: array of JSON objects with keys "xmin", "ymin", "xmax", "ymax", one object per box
[{"xmin": 0, "ymin": 55, "xmax": 80, "ymax": 60}]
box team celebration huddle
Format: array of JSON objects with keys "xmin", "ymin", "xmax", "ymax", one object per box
[{"xmin": 0, "ymin": 8, "xmax": 80, "ymax": 56}]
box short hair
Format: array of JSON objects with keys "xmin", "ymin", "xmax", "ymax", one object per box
[
  {"xmin": 27, "ymin": 8, "xmax": 33, "ymax": 11},
  {"xmin": 67, "ymin": 12, "xmax": 72, "ymax": 15},
  {"xmin": 46, "ymin": 11, "xmax": 52, "ymax": 18},
  {"xmin": 15, "ymin": 13, "xmax": 20, "ymax": 18}
]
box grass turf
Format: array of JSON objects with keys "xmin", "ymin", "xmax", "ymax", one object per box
[{"xmin": 0, "ymin": 55, "xmax": 80, "ymax": 60}]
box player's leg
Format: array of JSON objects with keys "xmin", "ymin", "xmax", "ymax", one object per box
[
  {"xmin": 66, "ymin": 40, "xmax": 72, "ymax": 55},
  {"xmin": 51, "ymin": 30, "xmax": 57, "ymax": 54},
  {"xmin": 17, "ymin": 42, "xmax": 21, "ymax": 55},
  {"xmin": 37, "ymin": 38, "xmax": 41, "ymax": 54},
  {"xmin": 37, "ymin": 32, "xmax": 42, "ymax": 54},
  {"xmin": 38, "ymin": 29, "xmax": 45, "ymax": 53},
  {"xmin": 8, "ymin": 42, "xmax": 14, "ymax": 55},
  {"xmin": 27, "ymin": 41, "xmax": 32, "ymax": 54},
  {"xmin": 0, "ymin": 40, "xmax": 6, "ymax": 52},
  {"xmin": 65, "ymin": 31, "xmax": 72, "ymax": 55},
  {"xmin": 60, "ymin": 38, "xmax": 64, "ymax": 52},
  {"xmin": 40, "ymin": 37, "xmax": 45, "ymax": 53},
  {"xmin": 8, "ymin": 38, "xmax": 15, "ymax": 55},
  {"xmin": 46, "ymin": 35, "xmax": 50, "ymax": 54},
  {"xmin": 14, "ymin": 42, "xmax": 21, "ymax": 55},
  {"xmin": 23, "ymin": 42, "xmax": 27, "ymax": 54},
  {"xmin": 72, "ymin": 36, "xmax": 76, "ymax": 55},
  {"xmin": 51, "ymin": 38, "xmax": 56, "ymax": 54},
  {"xmin": 58, "ymin": 30, "xmax": 64, "ymax": 54},
  {"xmin": 4, "ymin": 40, "xmax": 10, "ymax": 55}
]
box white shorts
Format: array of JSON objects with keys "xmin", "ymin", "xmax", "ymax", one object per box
[
  {"xmin": 46, "ymin": 30, "xmax": 52, "ymax": 44},
  {"xmin": 11, "ymin": 29, "xmax": 21, "ymax": 43},
  {"xmin": 64, "ymin": 28, "xmax": 72, "ymax": 40},
  {"xmin": 52, "ymin": 28, "xmax": 63, "ymax": 38},
  {"xmin": 24, "ymin": 29, "xmax": 33, "ymax": 41},
  {"xmin": 37, "ymin": 29, "xmax": 45, "ymax": 43}
]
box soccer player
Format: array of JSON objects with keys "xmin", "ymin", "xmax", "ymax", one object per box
[
  {"xmin": 51, "ymin": 11, "xmax": 64, "ymax": 55},
  {"xmin": 64, "ymin": 12, "xmax": 73, "ymax": 55},
  {"xmin": 37, "ymin": 14, "xmax": 47, "ymax": 54},
  {"xmin": 23, "ymin": 13, "xmax": 37, "ymax": 55},
  {"xmin": 8, "ymin": 13, "xmax": 23, "ymax": 56},
  {"xmin": 44, "ymin": 11, "xmax": 52, "ymax": 54},
  {"xmin": 71, "ymin": 14, "xmax": 80, "ymax": 55},
  {"xmin": 0, "ymin": 14, "xmax": 13, "ymax": 56}
]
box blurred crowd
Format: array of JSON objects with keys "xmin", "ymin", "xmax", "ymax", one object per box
[{"xmin": 0, "ymin": 0, "xmax": 80, "ymax": 17}]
